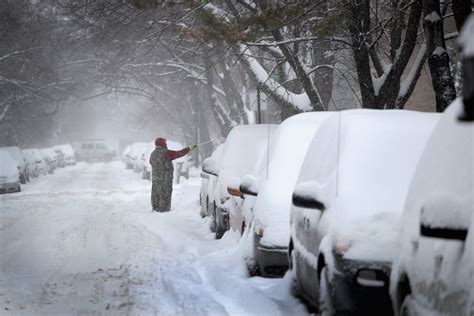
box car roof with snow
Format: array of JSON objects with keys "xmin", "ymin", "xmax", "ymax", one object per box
[
  {"xmin": 251, "ymin": 112, "xmax": 334, "ymax": 247},
  {"xmin": 214, "ymin": 124, "xmax": 277, "ymax": 198},
  {"xmin": 294, "ymin": 109, "xmax": 440, "ymax": 261},
  {"xmin": 403, "ymin": 99, "xmax": 473, "ymax": 234}
]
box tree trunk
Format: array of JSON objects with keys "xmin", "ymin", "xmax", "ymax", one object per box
[
  {"xmin": 422, "ymin": 0, "xmax": 457, "ymax": 112},
  {"xmin": 348, "ymin": 0, "xmax": 378, "ymax": 109},
  {"xmin": 452, "ymin": 0, "xmax": 472, "ymax": 31}
]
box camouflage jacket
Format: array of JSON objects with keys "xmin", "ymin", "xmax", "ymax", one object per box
[{"xmin": 149, "ymin": 146, "xmax": 190, "ymax": 182}]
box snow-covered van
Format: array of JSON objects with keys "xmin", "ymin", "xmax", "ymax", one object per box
[
  {"xmin": 232, "ymin": 112, "xmax": 333, "ymax": 277},
  {"xmin": 289, "ymin": 110, "xmax": 439, "ymax": 314},
  {"xmin": 201, "ymin": 125, "xmax": 277, "ymax": 239},
  {"xmin": 389, "ymin": 99, "xmax": 473, "ymax": 316},
  {"xmin": 0, "ymin": 149, "xmax": 21, "ymax": 193},
  {"xmin": 72, "ymin": 139, "xmax": 116, "ymax": 162}
]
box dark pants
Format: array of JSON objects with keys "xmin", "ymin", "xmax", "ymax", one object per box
[{"xmin": 151, "ymin": 180, "xmax": 172, "ymax": 212}]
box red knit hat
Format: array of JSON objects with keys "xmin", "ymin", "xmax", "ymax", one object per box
[{"xmin": 155, "ymin": 137, "xmax": 167, "ymax": 147}]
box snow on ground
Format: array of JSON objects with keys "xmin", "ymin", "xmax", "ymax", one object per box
[{"xmin": 0, "ymin": 161, "xmax": 307, "ymax": 315}]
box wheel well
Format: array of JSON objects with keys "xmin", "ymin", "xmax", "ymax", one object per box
[
  {"xmin": 317, "ymin": 255, "xmax": 326, "ymax": 279},
  {"xmin": 397, "ymin": 274, "xmax": 412, "ymax": 310}
]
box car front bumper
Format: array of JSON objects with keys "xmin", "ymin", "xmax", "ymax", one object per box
[
  {"xmin": 329, "ymin": 252, "xmax": 393, "ymax": 315},
  {"xmin": 0, "ymin": 181, "xmax": 20, "ymax": 194},
  {"xmin": 254, "ymin": 233, "xmax": 289, "ymax": 277}
]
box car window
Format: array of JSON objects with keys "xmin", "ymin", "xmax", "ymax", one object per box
[
  {"xmin": 96, "ymin": 143, "xmax": 105, "ymax": 149},
  {"xmin": 81, "ymin": 143, "xmax": 87, "ymax": 149}
]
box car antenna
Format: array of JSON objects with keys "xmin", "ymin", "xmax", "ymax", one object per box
[
  {"xmin": 336, "ymin": 111, "xmax": 342, "ymax": 197},
  {"xmin": 266, "ymin": 123, "xmax": 271, "ymax": 180}
]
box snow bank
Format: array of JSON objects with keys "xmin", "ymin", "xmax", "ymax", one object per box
[{"xmin": 253, "ymin": 112, "xmax": 334, "ymax": 248}]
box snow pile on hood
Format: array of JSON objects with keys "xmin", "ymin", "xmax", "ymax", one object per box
[
  {"xmin": 0, "ymin": 150, "xmax": 19, "ymax": 178},
  {"xmin": 296, "ymin": 110, "xmax": 440, "ymax": 262},
  {"xmin": 253, "ymin": 112, "xmax": 334, "ymax": 248}
]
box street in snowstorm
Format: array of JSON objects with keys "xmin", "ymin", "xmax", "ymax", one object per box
[
  {"xmin": 0, "ymin": 161, "xmax": 306, "ymax": 314},
  {"xmin": 1, "ymin": 1, "xmax": 474, "ymax": 316}
]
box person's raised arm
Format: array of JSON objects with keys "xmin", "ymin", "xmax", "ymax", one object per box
[{"xmin": 164, "ymin": 144, "xmax": 196, "ymax": 161}]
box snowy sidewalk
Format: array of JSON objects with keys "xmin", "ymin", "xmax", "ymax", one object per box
[{"xmin": 0, "ymin": 161, "xmax": 307, "ymax": 315}]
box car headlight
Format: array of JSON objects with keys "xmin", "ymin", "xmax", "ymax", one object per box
[{"xmin": 335, "ymin": 239, "xmax": 352, "ymax": 255}]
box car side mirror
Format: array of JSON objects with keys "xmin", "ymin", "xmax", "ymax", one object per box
[
  {"xmin": 202, "ymin": 158, "xmax": 219, "ymax": 177},
  {"xmin": 227, "ymin": 177, "xmax": 244, "ymax": 198},
  {"xmin": 239, "ymin": 174, "xmax": 259, "ymax": 196},
  {"xmin": 419, "ymin": 198, "xmax": 470, "ymax": 241},
  {"xmin": 292, "ymin": 181, "xmax": 326, "ymax": 211}
]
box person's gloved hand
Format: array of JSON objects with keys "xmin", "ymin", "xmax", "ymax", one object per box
[{"xmin": 188, "ymin": 144, "xmax": 197, "ymax": 151}]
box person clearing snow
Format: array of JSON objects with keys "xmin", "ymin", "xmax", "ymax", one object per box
[{"xmin": 149, "ymin": 137, "xmax": 196, "ymax": 212}]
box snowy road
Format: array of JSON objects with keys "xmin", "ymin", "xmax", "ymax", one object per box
[{"xmin": 0, "ymin": 162, "xmax": 307, "ymax": 315}]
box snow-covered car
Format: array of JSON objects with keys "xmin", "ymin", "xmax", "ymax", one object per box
[
  {"xmin": 141, "ymin": 142, "xmax": 155, "ymax": 179},
  {"xmin": 134, "ymin": 143, "xmax": 149, "ymax": 173},
  {"xmin": 3, "ymin": 146, "xmax": 28, "ymax": 184},
  {"xmin": 30, "ymin": 148, "xmax": 48, "ymax": 176},
  {"xmin": 0, "ymin": 149, "xmax": 21, "ymax": 193},
  {"xmin": 143, "ymin": 140, "xmax": 193, "ymax": 183},
  {"xmin": 21, "ymin": 149, "xmax": 38, "ymax": 178},
  {"xmin": 40, "ymin": 149, "xmax": 56, "ymax": 174},
  {"xmin": 389, "ymin": 98, "xmax": 473, "ymax": 316},
  {"xmin": 232, "ymin": 113, "xmax": 333, "ymax": 277},
  {"xmin": 199, "ymin": 144, "xmax": 224, "ymax": 219},
  {"xmin": 72, "ymin": 139, "xmax": 116, "ymax": 162},
  {"xmin": 124, "ymin": 142, "xmax": 147, "ymax": 170},
  {"xmin": 289, "ymin": 110, "xmax": 439, "ymax": 314},
  {"xmin": 53, "ymin": 144, "xmax": 76, "ymax": 166},
  {"xmin": 201, "ymin": 124, "xmax": 277, "ymax": 239}
]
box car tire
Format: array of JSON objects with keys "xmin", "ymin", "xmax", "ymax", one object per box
[
  {"xmin": 210, "ymin": 202, "xmax": 217, "ymax": 233},
  {"xmin": 241, "ymin": 221, "xmax": 246, "ymax": 236},
  {"xmin": 319, "ymin": 267, "xmax": 334, "ymax": 316},
  {"xmin": 400, "ymin": 295, "xmax": 418, "ymax": 316},
  {"xmin": 288, "ymin": 242, "xmax": 300, "ymax": 297},
  {"xmin": 247, "ymin": 260, "xmax": 260, "ymax": 277}
]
